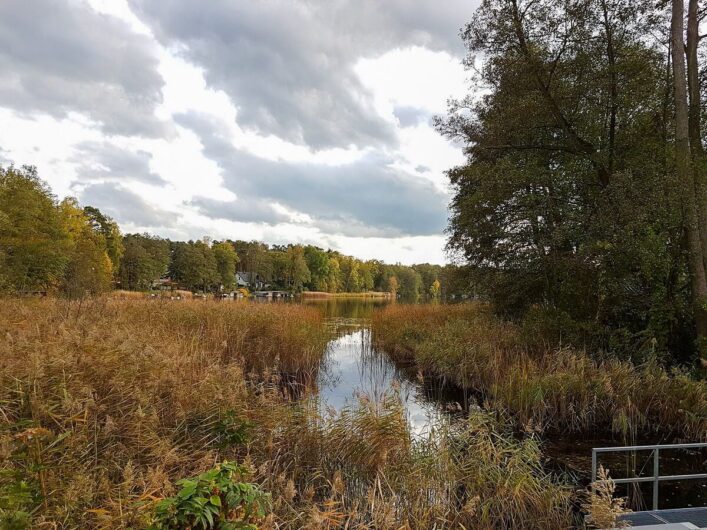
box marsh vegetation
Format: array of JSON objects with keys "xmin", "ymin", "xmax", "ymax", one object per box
[{"xmin": 1, "ymin": 298, "xmax": 581, "ymax": 529}]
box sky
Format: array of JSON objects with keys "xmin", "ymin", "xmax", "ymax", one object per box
[{"xmin": 0, "ymin": 0, "xmax": 476, "ymax": 265}]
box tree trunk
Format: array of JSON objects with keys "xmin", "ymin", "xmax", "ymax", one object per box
[
  {"xmin": 601, "ymin": 0, "xmax": 617, "ymax": 177},
  {"xmin": 686, "ymin": 0, "xmax": 707, "ymax": 272},
  {"xmin": 673, "ymin": 0, "xmax": 707, "ymax": 362}
]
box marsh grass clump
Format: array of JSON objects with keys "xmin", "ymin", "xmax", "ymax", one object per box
[
  {"xmin": 372, "ymin": 303, "xmax": 707, "ymax": 439},
  {"xmin": 0, "ymin": 298, "xmax": 326, "ymax": 528},
  {"xmin": 582, "ymin": 466, "xmax": 631, "ymax": 529},
  {"xmin": 248, "ymin": 394, "xmax": 575, "ymax": 529}
]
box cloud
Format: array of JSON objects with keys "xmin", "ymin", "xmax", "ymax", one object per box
[
  {"xmin": 176, "ymin": 111, "xmax": 449, "ymax": 238},
  {"xmin": 0, "ymin": 146, "xmax": 11, "ymax": 166},
  {"xmin": 128, "ymin": 0, "xmax": 476, "ymax": 148},
  {"xmin": 80, "ymin": 182, "xmax": 176, "ymax": 227},
  {"xmin": 72, "ymin": 141, "xmax": 166, "ymax": 185},
  {"xmin": 393, "ymin": 106, "xmax": 431, "ymax": 128},
  {"xmin": 0, "ymin": 0, "xmax": 169, "ymax": 137},
  {"xmin": 189, "ymin": 196, "xmax": 291, "ymax": 225}
]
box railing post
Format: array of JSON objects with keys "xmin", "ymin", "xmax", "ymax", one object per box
[
  {"xmin": 653, "ymin": 448, "xmax": 660, "ymax": 511},
  {"xmin": 591, "ymin": 449, "xmax": 597, "ymax": 497}
]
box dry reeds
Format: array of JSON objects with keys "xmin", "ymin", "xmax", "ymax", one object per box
[
  {"xmin": 372, "ymin": 303, "xmax": 707, "ymax": 439},
  {"xmin": 0, "ymin": 298, "xmax": 577, "ymax": 529},
  {"xmin": 582, "ymin": 466, "xmax": 631, "ymax": 529}
]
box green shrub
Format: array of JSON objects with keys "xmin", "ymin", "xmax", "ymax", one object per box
[{"xmin": 151, "ymin": 462, "xmax": 270, "ymax": 530}]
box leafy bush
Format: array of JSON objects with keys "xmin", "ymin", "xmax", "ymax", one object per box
[{"xmin": 151, "ymin": 462, "xmax": 270, "ymax": 530}]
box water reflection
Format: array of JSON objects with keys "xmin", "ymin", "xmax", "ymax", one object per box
[{"xmin": 317, "ymin": 328, "xmax": 443, "ymax": 436}]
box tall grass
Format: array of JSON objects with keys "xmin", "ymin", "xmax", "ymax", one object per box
[
  {"xmin": 0, "ymin": 298, "xmax": 577, "ymax": 528},
  {"xmin": 372, "ymin": 303, "xmax": 707, "ymax": 439}
]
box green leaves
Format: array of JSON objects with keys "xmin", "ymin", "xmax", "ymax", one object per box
[
  {"xmin": 151, "ymin": 461, "xmax": 270, "ymax": 530},
  {"xmin": 213, "ymin": 411, "xmax": 252, "ymax": 449}
]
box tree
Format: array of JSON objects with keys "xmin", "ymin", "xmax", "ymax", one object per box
[
  {"xmin": 327, "ymin": 257, "xmax": 342, "ymax": 293},
  {"xmin": 387, "ymin": 275, "xmax": 399, "ymax": 298},
  {"xmin": 437, "ymin": 0, "xmax": 698, "ymax": 363},
  {"xmin": 358, "ymin": 261, "xmax": 376, "ymax": 292},
  {"xmin": 83, "ymin": 205, "xmax": 123, "ymax": 274},
  {"xmin": 395, "ymin": 266, "xmax": 422, "ymax": 301},
  {"xmin": 0, "ymin": 165, "xmax": 69, "ymax": 292},
  {"xmin": 686, "ymin": 0, "xmax": 707, "ymax": 272},
  {"xmin": 213, "ymin": 242, "xmax": 239, "ymax": 289},
  {"xmin": 429, "ymin": 279, "xmax": 441, "ymax": 299},
  {"xmin": 285, "ymin": 245, "xmax": 311, "ymax": 292},
  {"xmin": 59, "ymin": 198, "xmax": 113, "ymax": 298},
  {"xmin": 678, "ymin": 0, "xmax": 707, "ymax": 361},
  {"xmin": 119, "ymin": 234, "xmax": 171, "ymax": 290},
  {"xmin": 340, "ymin": 257, "xmax": 362, "ymax": 292},
  {"xmin": 171, "ymin": 240, "xmax": 219, "ymax": 292},
  {"xmin": 304, "ymin": 246, "xmax": 330, "ymax": 291}
]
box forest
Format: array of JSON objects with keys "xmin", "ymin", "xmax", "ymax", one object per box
[{"xmin": 0, "ymin": 165, "xmax": 469, "ymax": 301}]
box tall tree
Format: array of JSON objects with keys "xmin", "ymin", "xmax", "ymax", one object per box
[
  {"xmin": 83, "ymin": 205, "xmax": 123, "ymax": 274},
  {"xmin": 327, "ymin": 257, "xmax": 342, "ymax": 293},
  {"xmin": 304, "ymin": 246, "xmax": 330, "ymax": 291},
  {"xmin": 0, "ymin": 166, "xmax": 69, "ymax": 292},
  {"xmin": 171, "ymin": 240, "xmax": 219, "ymax": 292},
  {"xmin": 686, "ymin": 0, "xmax": 707, "ymax": 271},
  {"xmin": 437, "ymin": 0, "xmax": 698, "ymax": 362},
  {"xmin": 673, "ymin": 0, "xmax": 707, "ymax": 359},
  {"xmin": 285, "ymin": 245, "xmax": 311, "ymax": 292},
  {"xmin": 59, "ymin": 198, "xmax": 113, "ymax": 298},
  {"xmin": 119, "ymin": 234, "xmax": 170, "ymax": 290},
  {"xmin": 213, "ymin": 241, "xmax": 239, "ymax": 289}
]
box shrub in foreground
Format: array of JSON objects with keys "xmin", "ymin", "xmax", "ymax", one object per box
[{"xmin": 151, "ymin": 461, "xmax": 270, "ymax": 529}]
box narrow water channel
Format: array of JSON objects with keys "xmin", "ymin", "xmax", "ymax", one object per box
[{"xmin": 302, "ymin": 298, "xmax": 706, "ymax": 512}]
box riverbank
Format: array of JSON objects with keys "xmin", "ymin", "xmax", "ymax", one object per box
[
  {"xmin": 1, "ymin": 298, "xmax": 582, "ymax": 529},
  {"xmin": 301, "ymin": 290, "xmax": 391, "ymax": 299},
  {"xmin": 371, "ymin": 303, "xmax": 707, "ymax": 440}
]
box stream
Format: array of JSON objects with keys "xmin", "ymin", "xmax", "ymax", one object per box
[{"xmin": 301, "ymin": 298, "xmax": 706, "ymax": 511}]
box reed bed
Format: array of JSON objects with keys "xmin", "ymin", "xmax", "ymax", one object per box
[
  {"xmin": 0, "ymin": 298, "xmax": 577, "ymax": 529},
  {"xmin": 372, "ymin": 303, "xmax": 707, "ymax": 440}
]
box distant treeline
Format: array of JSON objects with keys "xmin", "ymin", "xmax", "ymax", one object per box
[{"xmin": 0, "ymin": 165, "xmax": 472, "ymax": 300}]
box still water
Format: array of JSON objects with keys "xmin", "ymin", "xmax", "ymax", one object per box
[
  {"xmin": 301, "ymin": 297, "xmax": 706, "ymax": 511},
  {"xmin": 309, "ymin": 298, "xmax": 452, "ymax": 436}
]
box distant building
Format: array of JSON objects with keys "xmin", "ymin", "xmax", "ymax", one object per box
[
  {"xmin": 152, "ymin": 278, "xmax": 179, "ymax": 290},
  {"xmin": 236, "ymin": 272, "xmax": 268, "ymax": 290}
]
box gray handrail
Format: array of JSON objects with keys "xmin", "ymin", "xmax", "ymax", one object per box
[{"xmin": 591, "ymin": 442, "xmax": 707, "ymax": 511}]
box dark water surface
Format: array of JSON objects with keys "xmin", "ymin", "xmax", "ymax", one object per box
[{"xmin": 302, "ymin": 298, "xmax": 706, "ymax": 511}]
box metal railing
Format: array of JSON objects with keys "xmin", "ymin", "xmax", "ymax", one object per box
[{"xmin": 591, "ymin": 442, "xmax": 707, "ymax": 511}]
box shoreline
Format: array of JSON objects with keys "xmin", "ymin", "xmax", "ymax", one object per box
[{"xmin": 301, "ymin": 291, "xmax": 391, "ymax": 299}]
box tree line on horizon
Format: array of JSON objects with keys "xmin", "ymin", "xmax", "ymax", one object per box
[
  {"xmin": 436, "ymin": 0, "xmax": 707, "ymax": 368},
  {"xmin": 0, "ymin": 165, "xmax": 469, "ymax": 301}
]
